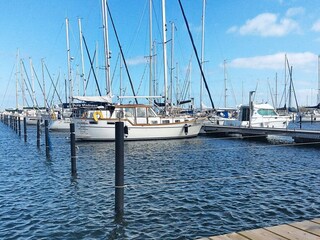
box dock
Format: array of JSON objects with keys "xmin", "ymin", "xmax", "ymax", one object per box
[
  {"xmin": 202, "ymin": 125, "xmax": 320, "ymax": 143},
  {"xmin": 199, "ymin": 218, "xmax": 320, "ymax": 240}
]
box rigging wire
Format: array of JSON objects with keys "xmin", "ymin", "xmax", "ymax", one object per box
[
  {"xmin": 106, "ymin": 1, "xmax": 138, "ymax": 104},
  {"xmin": 177, "ymin": 0, "xmax": 214, "ymax": 109}
]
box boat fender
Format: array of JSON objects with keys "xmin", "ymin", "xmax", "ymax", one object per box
[
  {"xmin": 184, "ymin": 124, "xmax": 190, "ymax": 135},
  {"xmin": 51, "ymin": 113, "xmax": 56, "ymax": 120},
  {"xmin": 124, "ymin": 125, "xmax": 128, "ymax": 136},
  {"xmin": 93, "ymin": 111, "xmax": 103, "ymax": 122}
]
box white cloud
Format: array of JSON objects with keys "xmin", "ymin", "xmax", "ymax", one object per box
[
  {"xmin": 228, "ymin": 12, "xmax": 300, "ymax": 37},
  {"xmin": 285, "ymin": 7, "xmax": 305, "ymax": 17},
  {"xmin": 229, "ymin": 52, "xmax": 317, "ymax": 70},
  {"xmin": 311, "ymin": 20, "xmax": 320, "ymax": 32},
  {"xmin": 126, "ymin": 56, "xmax": 147, "ymax": 66}
]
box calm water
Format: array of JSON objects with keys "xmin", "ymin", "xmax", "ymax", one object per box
[{"xmin": 0, "ymin": 121, "xmax": 319, "ymax": 239}]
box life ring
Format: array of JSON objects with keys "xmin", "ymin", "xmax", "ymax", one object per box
[{"xmin": 93, "ymin": 111, "xmax": 103, "ymax": 122}]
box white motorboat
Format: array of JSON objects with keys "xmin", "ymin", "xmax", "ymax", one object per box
[
  {"xmin": 222, "ymin": 103, "xmax": 292, "ymax": 128},
  {"xmin": 73, "ymin": 104, "xmax": 204, "ymax": 141}
]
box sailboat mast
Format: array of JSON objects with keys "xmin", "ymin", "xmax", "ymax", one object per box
[
  {"xmin": 275, "ymin": 72, "xmax": 278, "ymax": 109},
  {"xmin": 170, "ymin": 21, "xmax": 175, "ymax": 105},
  {"xmin": 20, "ymin": 59, "xmax": 25, "ymax": 108},
  {"xmin": 200, "ymin": 0, "xmax": 206, "ymax": 111},
  {"xmin": 318, "ymin": 55, "xmax": 320, "ymax": 104},
  {"xmin": 41, "ymin": 58, "xmax": 46, "ymax": 108},
  {"xmin": 284, "ymin": 54, "xmax": 287, "ymax": 110},
  {"xmin": 161, "ymin": 0, "xmax": 168, "ymax": 113},
  {"xmin": 29, "ymin": 58, "xmax": 36, "ymax": 107},
  {"xmin": 224, "ymin": 59, "xmax": 227, "ymax": 108},
  {"xmin": 149, "ymin": 0, "xmax": 153, "ymax": 104},
  {"xmin": 101, "ymin": 0, "xmax": 111, "ymax": 96},
  {"xmin": 288, "ymin": 66, "xmax": 292, "ymax": 111},
  {"xmin": 78, "ymin": 18, "xmax": 86, "ymax": 96},
  {"xmin": 66, "ymin": 18, "xmax": 73, "ymax": 107},
  {"xmin": 15, "ymin": 49, "xmax": 19, "ymax": 109}
]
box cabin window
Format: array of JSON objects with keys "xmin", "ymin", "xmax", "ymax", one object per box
[
  {"xmin": 124, "ymin": 108, "xmax": 135, "ymax": 117},
  {"xmin": 162, "ymin": 120, "xmax": 170, "ymax": 124},
  {"xmin": 257, "ymin": 109, "xmax": 277, "ymax": 116},
  {"xmin": 147, "ymin": 108, "xmax": 157, "ymax": 117},
  {"xmin": 136, "ymin": 107, "xmax": 146, "ymax": 118},
  {"xmin": 175, "ymin": 120, "xmax": 180, "ymax": 123}
]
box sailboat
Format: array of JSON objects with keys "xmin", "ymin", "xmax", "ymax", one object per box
[
  {"xmin": 49, "ymin": 18, "xmax": 74, "ymax": 131},
  {"xmin": 73, "ymin": 0, "xmax": 204, "ymax": 141}
]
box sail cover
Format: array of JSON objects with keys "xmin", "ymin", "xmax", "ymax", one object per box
[{"xmin": 73, "ymin": 95, "xmax": 112, "ymax": 103}]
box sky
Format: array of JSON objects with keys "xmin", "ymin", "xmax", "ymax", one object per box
[{"xmin": 1, "ymin": 0, "xmax": 320, "ymax": 111}]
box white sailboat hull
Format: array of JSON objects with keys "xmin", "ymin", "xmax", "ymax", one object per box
[
  {"xmin": 49, "ymin": 118, "xmax": 71, "ymax": 131},
  {"xmin": 74, "ymin": 118, "xmax": 203, "ymax": 141}
]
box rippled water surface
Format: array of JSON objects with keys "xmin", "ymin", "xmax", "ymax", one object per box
[{"xmin": 0, "ymin": 122, "xmax": 319, "ymax": 239}]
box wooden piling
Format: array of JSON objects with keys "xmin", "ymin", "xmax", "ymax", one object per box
[
  {"xmin": 70, "ymin": 123, "xmax": 77, "ymax": 176},
  {"xmin": 23, "ymin": 117, "xmax": 27, "ymax": 142},
  {"xmin": 45, "ymin": 120, "xmax": 50, "ymax": 157},
  {"xmin": 115, "ymin": 121, "xmax": 124, "ymax": 215},
  {"xmin": 37, "ymin": 119, "xmax": 41, "ymax": 148}
]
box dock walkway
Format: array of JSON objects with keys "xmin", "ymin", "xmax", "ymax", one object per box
[
  {"xmin": 199, "ymin": 218, "xmax": 320, "ymax": 240},
  {"xmin": 202, "ymin": 125, "xmax": 320, "ymax": 143}
]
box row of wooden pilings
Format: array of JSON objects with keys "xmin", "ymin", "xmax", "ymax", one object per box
[
  {"xmin": 0, "ymin": 114, "xmax": 50, "ymax": 156},
  {"xmin": 1, "ymin": 114, "xmax": 125, "ymax": 216}
]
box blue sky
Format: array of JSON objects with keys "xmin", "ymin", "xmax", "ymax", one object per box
[{"xmin": 1, "ymin": 0, "xmax": 320, "ymax": 110}]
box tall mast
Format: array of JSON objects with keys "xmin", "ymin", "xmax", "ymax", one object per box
[
  {"xmin": 200, "ymin": 0, "xmax": 206, "ymax": 111},
  {"xmin": 176, "ymin": 62, "xmax": 179, "ymax": 103},
  {"xmin": 29, "ymin": 58, "xmax": 36, "ymax": 107},
  {"xmin": 15, "ymin": 49, "xmax": 19, "ymax": 109},
  {"xmin": 284, "ymin": 53, "xmax": 287, "ymax": 109},
  {"xmin": 78, "ymin": 18, "xmax": 86, "ymax": 96},
  {"xmin": 120, "ymin": 54, "xmax": 123, "ymax": 104},
  {"xmin": 170, "ymin": 21, "xmax": 175, "ymax": 105},
  {"xmin": 66, "ymin": 18, "xmax": 73, "ymax": 107},
  {"xmin": 224, "ymin": 59, "xmax": 227, "ymax": 108},
  {"xmin": 149, "ymin": 0, "xmax": 153, "ymax": 104},
  {"xmin": 41, "ymin": 58, "xmax": 46, "ymax": 108},
  {"xmin": 288, "ymin": 66, "xmax": 292, "ymax": 112},
  {"xmin": 153, "ymin": 40, "xmax": 158, "ymax": 97},
  {"xmin": 95, "ymin": 41, "xmax": 99, "ymax": 95},
  {"xmin": 275, "ymin": 72, "xmax": 278, "ymax": 108},
  {"xmin": 20, "ymin": 59, "xmax": 25, "ymax": 108},
  {"xmin": 161, "ymin": 0, "xmax": 168, "ymax": 113},
  {"xmin": 101, "ymin": 0, "xmax": 111, "ymax": 96},
  {"xmin": 318, "ymin": 55, "xmax": 320, "ymax": 104}
]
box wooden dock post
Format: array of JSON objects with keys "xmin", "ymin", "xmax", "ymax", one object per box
[
  {"xmin": 18, "ymin": 117, "xmax": 21, "ymax": 136},
  {"xmin": 115, "ymin": 121, "xmax": 124, "ymax": 215},
  {"xmin": 70, "ymin": 123, "xmax": 77, "ymax": 176},
  {"xmin": 37, "ymin": 119, "xmax": 41, "ymax": 148},
  {"xmin": 23, "ymin": 117, "xmax": 27, "ymax": 142},
  {"xmin": 45, "ymin": 120, "xmax": 50, "ymax": 157}
]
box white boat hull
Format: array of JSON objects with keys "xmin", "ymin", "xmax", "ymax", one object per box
[
  {"xmin": 49, "ymin": 118, "xmax": 72, "ymax": 131},
  {"xmin": 74, "ymin": 119, "xmax": 203, "ymax": 141}
]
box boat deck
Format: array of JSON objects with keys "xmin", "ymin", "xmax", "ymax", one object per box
[
  {"xmin": 202, "ymin": 125, "xmax": 320, "ymax": 143},
  {"xmin": 199, "ymin": 218, "xmax": 320, "ymax": 240}
]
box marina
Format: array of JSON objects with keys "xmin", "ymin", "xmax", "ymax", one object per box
[
  {"xmin": 1, "ymin": 0, "xmax": 320, "ymax": 239},
  {"xmin": 0, "ymin": 119, "xmax": 319, "ymax": 239}
]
